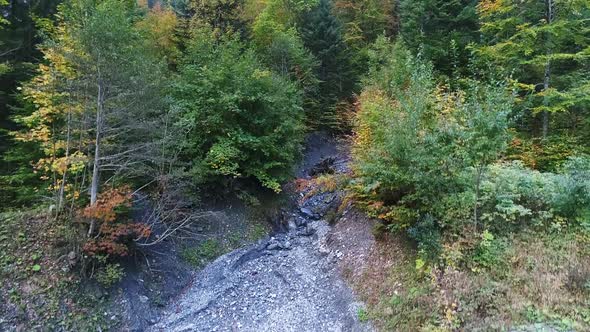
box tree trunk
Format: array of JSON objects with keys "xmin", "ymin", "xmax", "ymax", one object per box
[
  {"xmin": 473, "ymin": 165, "xmax": 484, "ymax": 231},
  {"xmin": 542, "ymin": 51, "xmax": 551, "ymax": 139},
  {"xmin": 542, "ymin": 0, "xmax": 554, "ymax": 140},
  {"xmin": 57, "ymin": 108, "xmax": 72, "ymax": 212},
  {"xmin": 88, "ymin": 74, "xmax": 103, "ymax": 237}
]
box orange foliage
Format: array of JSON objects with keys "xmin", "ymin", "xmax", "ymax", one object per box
[
  {"xmin": 82, "ymin": 186, "xmax": 132, "ymax": 222},
  {"xmin": 83, "ymin": 223, "xmax": 151, "ymax": 256},
  {"xmin": 81, "ymin": 186, "xmax": 151, "ymax": 257}
]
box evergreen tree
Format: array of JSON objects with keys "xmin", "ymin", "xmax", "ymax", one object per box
[
  {"xmin": 399, "ymin": 0, "xmax": 479, "ymax": 79},
  {"xmin": 299, "ymin": 0, "xmax": 354, "ymax": 124},
  {"xmin": 332, "ymin": 0, "xmax": 398, "ymax": 75},
  {"xmin": 476, "ymin": 0, "xmax": 590, "ymax": 140}
]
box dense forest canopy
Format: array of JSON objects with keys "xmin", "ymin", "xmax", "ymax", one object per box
[{"xmin": 0, "ymin": 0, "xmax": 589, "ymax": 330}]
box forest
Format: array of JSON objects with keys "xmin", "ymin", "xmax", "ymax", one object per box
[{"xmin": 0, "ymin": 0, "xmax": 589, "ymax": 331}]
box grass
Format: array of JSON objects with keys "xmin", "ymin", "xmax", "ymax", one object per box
[
  {"xmin": 355, "ymin": 228, "xmax": 590, "ymax": 331},
  {"xmin": 357, "ymin": 308, "xmax": 369, "ymax": 322},
  {"xmin": 181, "ymin": 219, "xmax": 269, "ymax": 268},
  {"xmin": 181, "ymin": 239, "xmax": 223, "ymax": 267}
]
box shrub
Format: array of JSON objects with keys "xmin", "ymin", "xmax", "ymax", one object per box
[
  {"xmin": 173, "ymin": 29, "xmax": 305, "ymax": 192},
  {"xmin": 478, "ymin": 157, "xmax": 590, "ymax": 233},
  {"xmin": 553, "ymin": 156, "xmax": 590, "ymax": 221},
  {"xmin": 479, "ymin": 161, "xmax": 558, "ymax": 231},
  {"xmin": 95, "ymin": 262, "xmax": 125, "ymax": 288},
  {"xmin": 407, "ymin": 215, "xmax": 442, "ymax": 262},
  {"xmin": 470, "ymin": 230, "xmax": 506, "ymax": 270},
  {"xmin": 82, "ymin": 187, "xmax": 151, "ymax": 257},
  {"xmin": 352, "ymin": 38, "xmax": 512, "ymax": 234}
]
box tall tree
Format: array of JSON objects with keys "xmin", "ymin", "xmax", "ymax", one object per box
[
  {"xmin": 250, "ymin": 0, "xmax": 320, "ymax": 125},
  {"xmin": 17, "ymin": 0, "xmax": 169, "ymax": 231},
  {"xmin": 172, "ymin": 28, "xmax": 305, "ymax": 193},
  {"xmin": 300, "ymin": 0, "xmax": 354, "ymax": 114},
  {"xmin": 399, "ymin": 0, "xmax": 479, "ymax": 79},
  {"xmin": 186, "ymin": 0, "xmax": 248, "ymax": 37},
  {"xmin": 0, "ymin": 0, "xmax": 61, "ymax": 209},
  {"xmin": 332, "ymin": 0, "xmax": 398, "ymax": 73},
  {"xmin": 476, "ymin": 0, "xmax": 590, "ymax": 139}
]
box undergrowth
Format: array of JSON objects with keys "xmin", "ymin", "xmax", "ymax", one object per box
[
  {"xmin": 361, "ymin": 229, "xmax": 590, "ymax": 331},
  {"xmin": 0, "ymin": 209, "xmax": 119, "ymax": 331}
]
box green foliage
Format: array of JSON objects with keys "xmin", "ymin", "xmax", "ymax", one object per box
[
  {"xmin": 480, "ymin": 162, "xmax": 559, "ymax": 229},
  {"xmin": 476, "ymin": 0, "xmax": 590, "ymax": 138},
  {"xmin": 399, "ymin": 0, "xmax": 479, "ymax": 79},
  {"xmin": 332, "ymin": 0, "xmax": 398, "ymax": 80},
  {"xmin": 251, "ymin": 0, "xmax": 320, "ymax": 123},
  {"xmin": 299, "ymin": 0, "xmax": 355, "ymax": 125},
  {"xmin": 173, "ymin": 29, "xmax": 304, "ymax": 192},
  {"xmin": 181, "ymin": 239, "xmax": 223, "ymax": 267},
  {"xmin": 552, "ymin": 157, "xmax": 590, "ymax": 230},
  {"xmin": 353, "ymin": 38, "xmax": 513, "ymax": 235},
  {"xmin": 95, "ymin": 262, "xmax": 125, "ymax": 288},
  {"xmin": 407, "ymin": 215, "xmax": 442, "ymax": 262},
  {"xmin": 479, "ymin": 158, "xmax": 590, "ymax": 233},
  {"xmin": 470, "ymin": 230, "xmax": 506, "ymax": 270},
  {"xmin": 0, "ymin": 0, "xmax": 61, "ymax": 210},
  {"xmin": 357, "ymin": 307, "xmax": 369, "ymax": 322},
  {"xmin": 187, "ymin": 0, "xmax": 248, "ymax": 37},
  {"xmin": 14, "ymin": 0, "xmax": 170, "ymax": 215}
]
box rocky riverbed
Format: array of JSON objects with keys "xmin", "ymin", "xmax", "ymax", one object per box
[{"xmin": 147, "ymin": 133, "xmax": 374, "ymax": 332}]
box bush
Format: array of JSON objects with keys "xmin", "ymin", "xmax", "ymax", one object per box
[
  {"xmin": 553, "ymin": 156, "xmax": 590, "ymax": 221},
  {"xmin": 173, "ymin": 29, "xmax": 305, "ymax": 192},
  {"xmin": 479, "ymin": 161, "xmax": 558, "ymax": 230},
  {"xmin": 82, "ymin": 187, "xmax": 151, "ymax": 257},
  {"xmin": 95, "ymin": 262, "xmax": 125, "ymax": 288},
  {"xmin": 352, "ymin": 38, "xmax": 512, "ymax": 235},
  {"xmin": 470, "ymin": 230, "xmax": 506, "ymax": 270},
  {"xmin": 479, "ymin": 157, "xmax": 590, "ymax": 233},
  {"xmin": 407, "ymin": 215, "xmax": 442, "ymax": 262}
]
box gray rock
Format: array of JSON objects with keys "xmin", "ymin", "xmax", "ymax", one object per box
[
  {"xmin": 147, "ymin": 135, "xmax": 373, "ymax": 332},
  {"xmin": 300, "ymin": 207, "xmax": 315, "ymax": 218},
  {"xmin": 139, "ymin": 295, "xmax": 149, "ymax": 303}
]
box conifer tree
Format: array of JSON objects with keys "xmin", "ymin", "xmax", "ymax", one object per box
[
  {"xmin": 300, "ymin": 0, "xmax": 354, "ymax": 123},
  {"xmin": 477, "ymin": 0, "xmax": 590, "ymax": 139},
  {"xmin": 399, "ymin": 0, "xmax": 479, "ymax": 78}
]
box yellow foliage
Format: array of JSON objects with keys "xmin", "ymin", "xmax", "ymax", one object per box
[{"xmin": 136, "ymin": 5, "xmax": 179, "ymax": 62}]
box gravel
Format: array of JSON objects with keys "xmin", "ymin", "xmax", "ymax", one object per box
[{"xmin": 148, "ymin": 132, "xmax": 372, "ymax": 332}]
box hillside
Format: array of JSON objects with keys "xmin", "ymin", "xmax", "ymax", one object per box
[{"xmin": 0, "ymin": 0, "xmax": 589, "ymax": 331}]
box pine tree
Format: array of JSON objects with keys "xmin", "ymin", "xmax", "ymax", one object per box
[
  {"xmin": 300, "ymin": 0, "xmax": 354, "ymax": 123},
  {"xmin": 476, "ymin": 0, "xmax": 590, "ymax": 139},
  {"xmin": 399, "ymin": 0, "xmax": 479, "ymax": 79}
]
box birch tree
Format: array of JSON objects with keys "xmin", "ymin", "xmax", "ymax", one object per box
[{"xmin": 20, "ymin": 0, "xmax": 170, "ymax": 234}]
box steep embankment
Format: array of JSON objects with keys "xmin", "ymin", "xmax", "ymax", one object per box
[{"xmin": 149, "ymin": 133, "xmax": 375, "ymax": 332}]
